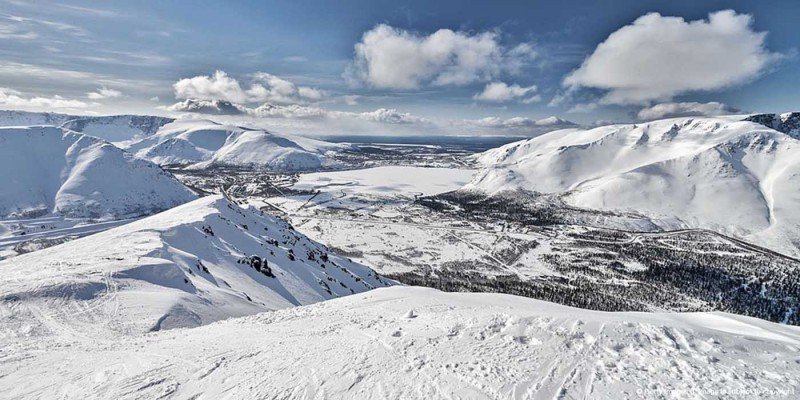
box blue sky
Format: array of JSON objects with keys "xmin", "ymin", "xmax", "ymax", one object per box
[{"xmin": 0, "ymin": 0, "xmax": 798, "ymax": 135}]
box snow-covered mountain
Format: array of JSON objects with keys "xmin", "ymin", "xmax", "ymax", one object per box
[
  {"xmin": 0, "ymin": 194, "xmax": 391, "ymax": 334},
  {"xmin": 745, "ymin": 112, "xmax": 800, "ymax": 138},
  {"xmin": 125, "ymin": 119, "xmax": 347, "ymax": 171},
  {"xmin": 60, "ymin": 114, "xmax": 174, "ymax": 143},
  {"xmin": 0, "ymin": 109, "xmax": 174, "ymax": 143},
  {"xmin": 166, "ymin": 99, "xmax": 247, "ymax": 115},
  {"xmin": 1, "ymin": 286, "xmax": 797, "ymax": 398},
  {"xmin": 466, "ymin": 115, "xmax": 800, "ymax": 256},
  {"xmin": 0, "ymin": 109, "xmax": 73, "ymax": 126},
  {"xmin": 0, "ymin": 126, "xmax": 196, "ymax": 219}
]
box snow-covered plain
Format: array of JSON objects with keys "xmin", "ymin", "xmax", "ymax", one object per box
[
  {"xmin": 466, "ymin": 116, "xmax": 800, "ymax": 256},
  {"xmin": 0, "ymin": 126, "xmax": 196, "ymax": 219},
  {"xmin": 1, "ymin": 286, "xmax": 798, "ymax": 399},
  {"xmin": 293, "ymin": 166, "xmax": 475, "ymax": 196}
]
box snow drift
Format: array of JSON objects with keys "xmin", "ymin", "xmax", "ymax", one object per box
[
  {"xmin": 1, "ymin": 286, "xmax": 797, "ymax": 398},
  {"xmin": 466, "ymin": 115, "xmax": 800, "ymax": 256},
  {"xmin": 0, "ymin": 195, "xmax": 391, "ymax": 334},
  {"xmin": 0, "ymin": 126, "xmax": 196, "ymax": 219}
]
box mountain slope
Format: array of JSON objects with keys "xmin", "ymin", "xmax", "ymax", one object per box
[
  {"xmin": 0, "ymin": 109, "xmax": 73, "ymax": 126},
  {"xmin": 126, "ymin": 119, "xmax": 346, "ymax": 171},
  {"xmin": 60, "ymin": 114, "xmax": 174, "ymax": 143},
  {"xmin": 0, "ymin": 126, "xmax": 196, "ymax": 218},
  {"xmin": 1, "ymin": 286, "xmax": 797, "ymax": 399},
  {"xmin": 0, "ymin": 110, "xmax": 174, "ymax": 143},
  {"xmin": 466, "ymin": 116, "xmax": 800, "ymax": 255},
  {"xmin": 0, "ymin": 195, "xmax": 391, "ymax": 334}
]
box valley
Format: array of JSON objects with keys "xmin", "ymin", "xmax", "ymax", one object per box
[{"xmin": 168, "ymin": 132, "xmax": 800, "ymax": 326}]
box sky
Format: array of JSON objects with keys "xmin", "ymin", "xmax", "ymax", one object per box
[{"xmin": 0, "ymin": 0, "xmax": 798, "ymax": 136}]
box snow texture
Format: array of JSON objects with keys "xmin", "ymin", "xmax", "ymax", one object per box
[
  {"xmin": 0, "ymin": 286, "xmax": 797, "ymax": 399},
  {"xmin": 0, "ymin": 126, "xmax": 196, "ymax": 219},
  {"xmin": 125, "ymin": 119, "xmax": 347, "ymax": 171},
  {"xmin": 467, "ymin": 115, "xmax": 800, "ymax": 256},
  {"xmin": 0, "ymin": 195, "xmax": 391, "ymax": 335}
]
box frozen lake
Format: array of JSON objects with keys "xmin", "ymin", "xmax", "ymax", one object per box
[{"xmin": 292, "ymin": 166, "xmax": 476, "ymax": 196}]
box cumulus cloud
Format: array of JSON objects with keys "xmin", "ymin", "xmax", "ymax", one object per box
[
  {"xmin": 167, "ymin": 99, "xmax": 247, "ymax": 115},
  {"xmin": 347, "ymin": 24, "xmax": 535, "ymax": 89},
  {"xmin": 0, "ymin": 87, "xmax": 94, "ymax": 109},
  {"xmin": 474, "ymin": 82, "xmax": 540, "ymax": 103},
  {"xmin": 168, "ymin": 98, "xmax": 429, "ymax": 126},
  {"xmin": 354, "ymin": 108, "xmax": 427, "ymax": 124},
  {"xmin": 563, "ymin": 10, "xmax": 782, "ymax": 105},
  {"xmin": 637, "ymin": 101, "xmax": 740, "ymax": 120},
  {"xmin": 173, "ymin": 70, "xmax": 325, "ymax": 104},
  {"xmin": 463, "ymin": 115, "xmax": 576, "ymax": 129},
  {"xmin": 86, "ymin": 87, "xmax": 122, "ymax": 100},
  {"xmin": 250, "ymin": 103, "xmax": 329, "ymax": 119},
  {"xmin": 252, "ymin": 103, "xmax": 428, "ymax": 125}
]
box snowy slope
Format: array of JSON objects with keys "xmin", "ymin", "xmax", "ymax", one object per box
[
  {"xmin": 467, "ymin": 116, "xmax": 800, "ymax": 255},
  {"xmin": 0, "ymin": 126, "xmax": 196, "ymax": 219},
  {"xmin": 60, "ymin": 114, "xmax": 174, "ymax": 144},
  {"xmin": 0, "ymin": 195, "xmax": 390, "ymax": 334},
  {"xmin": 0, "ymin": 109, "xmax": 73, "ymax": 126},
  {"xmin": 1, "ymin": 286, "xmax": 797, "ymax": 399},
  {"xmin": 126, "ymin": 119, "xmax": 346, "ymax": 171},
  {"xmin": 0, "ymin": 110, "xmax": 174, "ymax": 144}
]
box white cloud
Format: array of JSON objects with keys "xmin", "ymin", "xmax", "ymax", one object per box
[
  {"xmin": 86, "ymin": 86, "xmax": 122, "ymax": 100},
  {"xmin": 168, "ymin": 96, "xmax": 429, "ymax": 127},
  {"xmin": 0, "ymin": 87, "xmax": 94, "ymax": 110},
  {"xmin": 297, "ymin": 86, "xmax": 325, "ymax": 100},
  {"xmin": 250, "ymin": 103, "xmax": 329, "ymax": 119},
  {"xmin": 463, "ymin": 115, "xmax": 575, "ymax": 129},
  {"xmin": 474, "ymin": 82, "xmax": 540, "ymax": 103},
  {"xmin": 348, "ymin": 24, "xmax": 535, "ymax": 89},
  {"xmin": 253, "ymin": 103, "xmax": 427, "ymax": 125},
  {"xmin": 637, "ymin": 101, "xmax": 739, "ymax": 120},
  {"xmin": 563, "ymin": 10, "xmax": 782, "ymax": 105},
  {"xmin": 0, "ymin": 15, "xmax": 88, "ymax": 40},
  {"xmin": 173, "ymin": 70, "xmax": 325, "ymax": 104},
  {"xmin": 283, "ymin": 56, "xmax": 308, "ymax": 63},
  {"xmin": 167, "ymin": 99, "xmax": 247, "ymax": 115},
  {"xmin": 342, "ymin": 95, "xmax": 360, "ymax": 106},
  {"xmin": 354, "ymin": 108, "xmax": 427, "ymax": 125}
]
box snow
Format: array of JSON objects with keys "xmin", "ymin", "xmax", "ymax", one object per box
[
  {"xmin": 467, "ymin": 116, "xmax": 800, "ymax": 256},
  {"xmin": 0, "ymin": 126, "xmax": 196, "ymax": 219},
  {"xmin": 293, "ymin": 166, "xmax": 476, "ymax": 196},
  {"xmin": 0, "ymin": 195, "xmax": 390, "ymax": 334},
  {"xmin": 1, "ymin": 286, "xmax": 798, "ymax": 399},
  {"xmin": 125, "ymin": 119, "xmax": 347, "ymax": 171},
  {"xmin": 0, "ymin": 110, "xmax": 174, "ymax": 144},
  {"xmin": 60, "ymin": 114, "xmax": 173, "ymax": 144}
]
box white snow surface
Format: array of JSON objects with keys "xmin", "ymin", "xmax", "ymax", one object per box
[
  {"xmin": 1, "ymin": 286, "xmax": 798, "ymax": 399},
  {"xmin": 293, "ymin": 166, "xmax": 476, "ymax": 196},
  {"xmin": 125, "ymin": 119, "xmax": 347, "ymax": 171},
  {"xmin": 59, "ymin": 114, "xmax": 174, "ymax": 144},
  {"xmin": 0, "ymin": 195, "xmax": 390, "ymax": 335},
  {"xmin": 467, "ymin": 116, "xmax": 800, "ymax": 256},
  {"xmin": 0, "ymin": 110, "xmax": 173, "ymax": 144},
  {"xmin": 0, "ymin": 109, "xmax": 72, "ymax": 126},
  {"xmin": 0, "ymin": 126, "xmax": 196, "ymax": 219}
]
